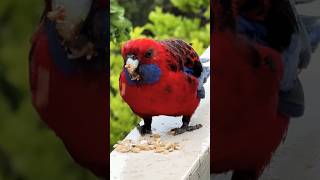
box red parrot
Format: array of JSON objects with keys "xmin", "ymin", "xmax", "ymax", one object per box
[
  {"xmin": 212, "ymin": 0, "xmax": 291, "ymax": 179},
  {"xmin": 29, "ymin": 0, "xmax": 107, "ymax": 178},
  {"xmin": 119, "ymin": 38, "xmax": 209, "ymax": 135}
]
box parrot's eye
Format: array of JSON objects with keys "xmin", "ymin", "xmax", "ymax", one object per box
[{"xmin": 144, "ymin": 49, "xmax": 153, "ymax": 59}]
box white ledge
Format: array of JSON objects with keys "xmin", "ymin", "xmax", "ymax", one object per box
[{"xmin": 110, "ymin": 47, "xmax": 210, "ymax": 180}]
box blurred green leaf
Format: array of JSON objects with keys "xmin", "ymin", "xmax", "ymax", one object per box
[
  {"xmin": 0, "ymin": 1, "xmax": 97, "ymax": 179},
  {"xmin": 171, "ymin": 0, "xmax": 209, "ymax": 13},
  {"xmin": 110, "ymin": 0, "xmax": 132, "ymax": 43}
]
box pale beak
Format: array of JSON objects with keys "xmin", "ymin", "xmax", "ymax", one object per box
[{"xmin": 125, "ymin": 56, "xmax": 141, "ymax": 80}]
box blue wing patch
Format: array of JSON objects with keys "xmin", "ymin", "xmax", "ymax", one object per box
[{"xmin": 183, "ymin": 66, "xmax": 210, "ymax": 99}]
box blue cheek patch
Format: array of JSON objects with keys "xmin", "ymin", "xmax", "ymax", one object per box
[
  {"xmin": 125, "ymin": 64, "xmax": 161, "ymax": 85},
  {"xmin": 46, "ymin": 20, "xmax": 79, "ymax": 75}
]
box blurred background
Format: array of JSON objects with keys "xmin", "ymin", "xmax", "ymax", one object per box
[
  {"xmin": 0, "ymin": 1, "xmax": 98, "ymax": 180},
  {"xmin": 110, "ymin": 0, "xmax": 210, "ymax": 151},
  {"xmin": 213, "ymin": 1, "xmax": 320, "ymax": 180}
]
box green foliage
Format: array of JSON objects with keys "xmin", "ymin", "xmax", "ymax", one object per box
[
  {"xmin": 110, "ymin": 0, "xmax": 210, "ymax": 150},
  {"xmin": 110, "ymin": 0, "xmax": 132, "ymax": 43},
  {"xmin": 171, "ymin": 0, "xmax": 209, "ymax": 14},
  {"xmin": 140, "ymin": 7, "xmax": 210, "ymax": 53},
  {"xmin": 118, "ymin": 0, "xmax": 171, "ymax": 26},
  {"xmin": 110, "ymin": 0, "xmax": 138, "ymax": 151},
  {"xmin": 110, "ymin": 42, "xmax": 140, "ymax": 150},
  {"xmin": 0, "ymin": 1, "xmax": 97, "ymax": 179}
]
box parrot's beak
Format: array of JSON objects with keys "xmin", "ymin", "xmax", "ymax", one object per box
[{"xmin": 125, "ymin": 55, "xmax": 141, "ymax": 80}]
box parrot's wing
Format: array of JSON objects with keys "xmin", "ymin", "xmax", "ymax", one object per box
[
  {"xmin": 160, "ymin": 39, "xmax": 203, "ymax": 78},
  {"xmin": 160, "ymin": 39, "xmax": 210, "ymax": 99}
]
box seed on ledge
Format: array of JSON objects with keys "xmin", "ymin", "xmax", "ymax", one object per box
[
  {"xmin": 131, "ymin": 147, "xmax": 141, "ymax": 153},
  {"xmin": 114, "ymin": 134, "xmax": 181, "ymax": 154}
]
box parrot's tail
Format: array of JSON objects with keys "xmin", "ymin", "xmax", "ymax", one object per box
[{"xmin": 197, "ymin": 47, "xmax": 210, "ymax": 99}]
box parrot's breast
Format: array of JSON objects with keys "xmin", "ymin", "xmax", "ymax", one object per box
[
  {"xmin": 212, "ymin": 31, "xmax": 288, "ymax": 174},
  {"xmin": 120, "ymin": 70, "xmax": 200, "ymax": 117},
  {"xmin": 30, "ymin": 24, "xmax": 107, "ymax": 178}
]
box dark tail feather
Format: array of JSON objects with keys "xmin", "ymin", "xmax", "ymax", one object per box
[{"xmin": 197, "ymin": 47, "xmax": 210, "ymax": 99}]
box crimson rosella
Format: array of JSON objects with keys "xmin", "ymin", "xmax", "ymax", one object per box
[
  {"xmin": 213, "ymin": 0, "xmax": 320, "ymax": 179},
  {"xmin": 29, "ymin": 0, "xmax": 107, "ymax": 178},
  {"xmin": 119, "ymin": 38, "xmax": 209, "ymax": 135},
  {"xmin": 213, "ymin": 0, "xmax": 288, "ymax": 179}
]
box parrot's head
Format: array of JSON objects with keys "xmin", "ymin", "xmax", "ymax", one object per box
[
  {"xmin": 45, "ymin": 0, "xmax": 107, "ymax": 60},
  {"xmin": 121, "ymin": 38, "xmax": 166, "ymax": 83}
]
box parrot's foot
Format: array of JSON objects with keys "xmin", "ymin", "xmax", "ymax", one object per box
[
  {"xmin": 136, "ymin": 124, "xmax": 152, "ymax": 135},
  {"xmin": 170, "ymin": 124, "xmax": 202, "ymax": 135}
]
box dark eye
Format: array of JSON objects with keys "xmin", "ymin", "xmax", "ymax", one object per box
[{"xmin": 144, "ymin": 49, "xmax": 153, "ymax": 58}]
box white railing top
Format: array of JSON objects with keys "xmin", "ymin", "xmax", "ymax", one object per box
[{"xmin": 110, "ymin": 47, "xmax": 210, "ymax": 180}]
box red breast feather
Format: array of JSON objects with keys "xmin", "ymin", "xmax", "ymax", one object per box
[
  {"xmin": 212, "ymin": 0, "xmax": 289, "ymax": 176},
  {"xmin": 120, "ymin": 38, "xmax": 201, "ymax": 118},
  {"xmin": 30, "ymin": 23, "xmax": 107, "ymax": 178}
]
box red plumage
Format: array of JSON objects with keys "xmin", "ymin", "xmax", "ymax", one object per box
[
  {"xmin": 29, "ymin": 0, "xmax": 107, "ymax": 178},
  {"xmin": 212, "ymin": 31, "xmax": 288, "ymax": 175},
  {"xmin": 120, "ymin": 38, "xmax": 200, "ymax": 118},
  {"xmin": 30, "ymin": 24, "xmax": 107, "ymax": 178},
  {"xmin": 212, "ymin": 0, "xmax": 289, "ymax": 178},
  {"xmin": 100, "ymin": 0, "xmax": 107, "ymax": 8}
]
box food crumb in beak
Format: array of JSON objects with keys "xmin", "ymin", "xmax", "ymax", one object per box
[{"xmin": 125, "ymin": 57, "xmax": 141, "ymax": 80}]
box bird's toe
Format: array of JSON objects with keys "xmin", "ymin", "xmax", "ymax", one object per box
[
  {"xmin": 170, "ymin": 127, "xmax": 187, "ymax": 135},
  {"xmin": 137, "ymin": 124, "xmax": 152, "ymax": 135},
  {"xmin": 170, "ymin": 124, "xmax": 203, "ymax": 135},
  {"xmin": 186, "ymin": 124, "xmax": 203, "ymax": 131}
]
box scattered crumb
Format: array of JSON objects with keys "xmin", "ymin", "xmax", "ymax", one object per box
[
  {"xmin": 151, "ymin": 134, "xmax": 161, "ymax": 138},
  {"xmin": 131, "ymin": 147, "xmax": 141, "ymax": 153},
  {"xmin": 114, "ymin": 134, "xmax": 181, "ymax": 154}
]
